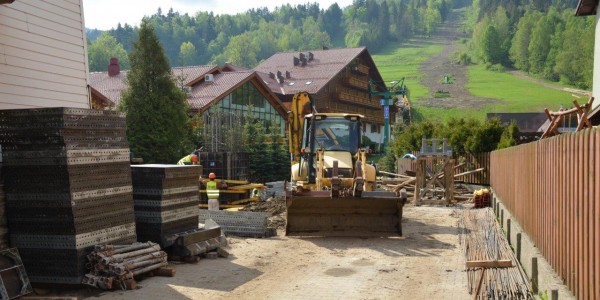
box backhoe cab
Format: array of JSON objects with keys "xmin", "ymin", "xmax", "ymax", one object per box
[{"xmin": 286, "ymin": 92, "xmax": 404, "ymax": 236}]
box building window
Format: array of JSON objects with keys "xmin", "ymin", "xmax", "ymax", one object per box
[
  {"xmin": 209, "ymin": 81, "xmax": 285, "ymax": 134},
  {"xmin": 371, "ymin": 124, "xmax": 377, "ymax": 133},
  {"xmin": 231, "ymin": 82, "xmax": 266, "ymax": 108}
]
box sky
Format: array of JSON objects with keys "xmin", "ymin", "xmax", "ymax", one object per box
[{"xmin": 82, "ymin": 0, "xmax": 354, "ymax": 30}]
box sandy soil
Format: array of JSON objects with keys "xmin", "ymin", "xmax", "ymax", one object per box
[{"xmin": 57, "ymin": 204, "xmax": 469, "ymax": 300}]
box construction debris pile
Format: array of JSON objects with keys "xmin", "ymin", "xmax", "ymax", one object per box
[
  {"xmin": 131, "ymin": 164, "xmax": 201, "ymax": 247},
  {"xmin": 0, "ymin": 108, "xmax": 137, "ymax": 284},
  {"xmin": 241, "ymin": 195, "xmax": 286, "ymax": 230},
  {"xmin": 382, "ymin": 166, "xmax": 485, "ymax": 205},
  {"xmin": 82, "ymin": 242, "xmax": 172, "ymax": 290},
  {"xmin": 458, "ymin": 208, "xmax": 533, "ymax": 299}
]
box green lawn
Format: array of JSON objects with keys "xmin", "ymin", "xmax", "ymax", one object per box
[
  {"xmin": 372, "ymin": 40, "xmax": 444, "ymax": 101},
  {"xmin": 372, "ymin": 42, "xmax": 577, "ymax": 122},
  {"xmin": 466, "ymin": 65, "xmax": 574, "ymax": 114}
]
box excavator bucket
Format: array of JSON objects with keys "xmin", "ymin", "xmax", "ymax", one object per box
[{"xmin": 285, "ymin": 190, "xmax": 405, "ymax": 236}]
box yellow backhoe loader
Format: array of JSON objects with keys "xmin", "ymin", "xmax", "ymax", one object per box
[{"xmin": 286, "ymin": 92, "xmax": 405, "ymax": 236}]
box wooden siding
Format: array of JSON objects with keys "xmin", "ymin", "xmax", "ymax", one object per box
[
  {"xmin": 0, "ymin": 0, "xmax": 89, "ymax": 109},
  {"xmin": 490, "ymin": 128, "xmax": 600, "ymax": 299}
]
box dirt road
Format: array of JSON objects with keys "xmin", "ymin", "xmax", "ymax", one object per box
[{"xmin": 76, "ymin": 205, "xmax": 470, "ymax": 300}]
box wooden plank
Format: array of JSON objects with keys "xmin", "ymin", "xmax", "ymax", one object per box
[
  {"xmin": 0, "ymin": 82, "xmax": 87, "ymax": 104},
  {"xmin": 454, "ymin": 168, "xmax": 485, "ymax": 178},
  {"xmin": 200, "ymin": 189, "xmax": 246, "ymax": 194},
  {"xmin": 10, "ymin": 0, "xmax": 82, "ymax": 25},
  {"xmin": 0, "ymin": 74, "xmax": 85, "ymax": 95},
  {"xmin": 0, "ymin": 62, "xmax": 86, "ymax": 86},
  {"xmin": 0, "ymin": 91, "xmax": 87, "ymax": 108},
  {"xmin": 4, "ymin": 44, "xmax": 85, "ymax": 70},
  {"xmin": 578, "ymin": 131, "xmax": 584, "ymax": 298},
  {"xmin": 595, "ymin": 129, "xmax": 600, "ymax": 300},
  {"xmin": 583, "ymin": 129, "xmax": 590, "ymax": 300},
  {"xmin": 466, "ymin": 260, "xmax": 513, "ymax": 268},
  {"xmin": 0, "ymin": 22, "xmax": 83, "ymax": 54}
]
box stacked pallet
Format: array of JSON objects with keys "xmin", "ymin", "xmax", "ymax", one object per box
[
  {"xmin": 0, "ymin": 184, "xmax": 8, "ymax": 250},
  {"xmin": 131, "ymin": 165, "xmax": 201, "ymax": 247},
  {"xmin": 0, "ymin": 108, "xmax": 137, "ymax": 284}
]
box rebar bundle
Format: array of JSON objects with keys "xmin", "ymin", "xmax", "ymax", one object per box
[
  {"xmin": 458, "ymin": 208, "xmax": 534, "ymax": 299},
  {"xmin": 82, "ymin": 242, "xmax": 169, "ymax": 290}
]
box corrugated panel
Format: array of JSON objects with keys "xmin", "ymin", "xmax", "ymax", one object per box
[{"xmin": 491, "ymin": 128, "xmax": 600, "ymax": 299}]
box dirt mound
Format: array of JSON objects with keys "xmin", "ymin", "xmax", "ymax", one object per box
[{"xmin": 240, "ymin": 196, "xmax": 287, "ymax": 229}]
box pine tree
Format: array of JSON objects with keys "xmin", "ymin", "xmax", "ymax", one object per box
[{"xmin": 118, "ymin": 18, "xmax": 192, "ymax": 163}]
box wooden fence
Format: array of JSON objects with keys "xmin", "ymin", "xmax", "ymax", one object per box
[
  {"xmin": 490, "ymin": 128, "xmax": 599, "ymax": 300},
  {"xmin": 397, "ymin": 152, "xmax": 490, "ymax": 185}
]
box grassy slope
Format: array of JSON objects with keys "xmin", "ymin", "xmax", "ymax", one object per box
[
  {"xmin": 466, "ymin": 65, "xmax": 574, "ymax": 114},
  {"xmin": 372, "ymin": 42, "xmax": 576, "ymax": 122},
  {"xmin": 372, "ymin": 41, "xmax": 443, "ymax": 101}
]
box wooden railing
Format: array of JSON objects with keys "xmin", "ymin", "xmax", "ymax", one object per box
[
  {"xmin": 490, "ymin": 128, "xmax": 599, "ymax": 299},
  {"xmin": 396, "ymin": 152, "xmax": 490, "ymax": 185}
]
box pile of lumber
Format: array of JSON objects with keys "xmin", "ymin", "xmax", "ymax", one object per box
[
  {"xmin": 82, "ymin": 242, "xmax": 173, "ymax": 290},
  {"xmin": 380, "ymin": 167, "xmax": 485, "ymax": 202},
  {"xmin": 199, "ymin": 179, "xmax": 264, "ymax": 209}
]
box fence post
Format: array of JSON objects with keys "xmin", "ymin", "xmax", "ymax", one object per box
[
  {"xmin": 507, "ymin": 219, "xmax": 511, "ymax": 245},
  {"xmin": 516, "ymin": 233, "xmax": 522, "ymax": 262},
  {"xmin": 500, "ymin": 209, "xmax": 504, "ymax": 228},
  {"xmin": 531, "ymin": 257, "xmax": 539, "ymax": 294},
  {"xmin": 551, "ymin": 289, "xmax": 558, "ymax": 300}
]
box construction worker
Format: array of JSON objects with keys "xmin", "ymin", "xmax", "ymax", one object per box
[
  {"xmin": 177, "ymin": 153, "xmax": 199, "ymax": 165},
  {"xmin": 206, "ymin": 172, "xmax": 220, "ymax": 210}
]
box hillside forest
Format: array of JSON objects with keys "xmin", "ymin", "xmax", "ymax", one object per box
[{"xmin": 87, "ymin": 0, "xmax": 591, "ymax": 90}]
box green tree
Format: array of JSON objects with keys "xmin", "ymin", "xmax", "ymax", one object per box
[
  {"xmin": 118, "ymin": 19, "xmax": 192, "ymax": 163},
  {"xmin": 497, "ymin": 121, "xmax": 519, "ymax": 149},
  {"xmin": 88, "ymin": 32, "xmax": 129, "ymax": 72},
  {"xmin": 465, "ymin": 118, "xmax": 504, "ymax": 153},
  {"xmin": 178, "ymin": 41, "xmax": 198, "ymax": 66},
  {"xmin": 322, "ymin": 3, "xmax": 344, "ymax": 41},
  {"xmin": 480, "ymin": 24, "xmax": 502, "ymax": 65},
  {"xmin": 224, "ymin": 33, "xmax": 259, "ymax": 68},
  {"xmin": 528, "ymin": 16, "xmax": 554, "ymax": 74},
  {"xmin": 509, "ymin": 12, "xmax": 536, "ymax": 71}
]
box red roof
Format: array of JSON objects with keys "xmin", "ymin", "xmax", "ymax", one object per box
[
  {"xmin": 89, "ymin": 65, "xmax": 217, "ymax": 106},
  {"xmin": 253, "ymin": 47, "xmax": 368, "ymax": 95},
  {"xmin": 188, "ymin": 71, "xmax": 254, "ymax": 108},
  {"xmin": 89, "ymin": 66, "xmax": 288, "ymax": 118}
]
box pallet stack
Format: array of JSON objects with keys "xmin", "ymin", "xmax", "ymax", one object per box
[
  {"xmin": 131, "ymin": 165, "xmax": 201, "ymax": 247},
  {"xmin": 0, "ymin": 184, "xmax": 8, "ymax": 250},
  {"xmin": 0, "ymin": 108, "xmax": 137, "ymax": 284}
]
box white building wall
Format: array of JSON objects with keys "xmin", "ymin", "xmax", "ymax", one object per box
[
  {"xmin": 364, "ymin": 122, "xmax": 384, "ymax": 147},
  {"xmin": 0, "ymin": 0, "xmax": 90, "ymax": 109}
]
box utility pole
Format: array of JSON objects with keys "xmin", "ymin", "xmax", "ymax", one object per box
[{"xmin": 368, "ymin": 78, "xmax": 406, "ymax": 152}]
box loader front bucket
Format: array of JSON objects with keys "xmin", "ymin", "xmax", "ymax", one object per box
[{"xmin": 285, "ymin": 190, "xmax": 404, "ymax": 236}]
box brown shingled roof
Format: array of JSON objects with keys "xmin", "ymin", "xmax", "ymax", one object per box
[
  {"xmin": 188, "ymin": 71, "xmax": 254, "ymax": 109},
  {"xmin": 89, "ymin": 71, "xmax": 128, "ymax": 105},
  {"xmin": 188, "ymin": 71, "xmax": 288, "ymax": 118},
  {"xmin": 88, "ymin": 65, "xmax": 217, "ymax": 106},
  {"xmin": 253, "ymin": 47, "xmax": 367, "ymax": 95}
]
